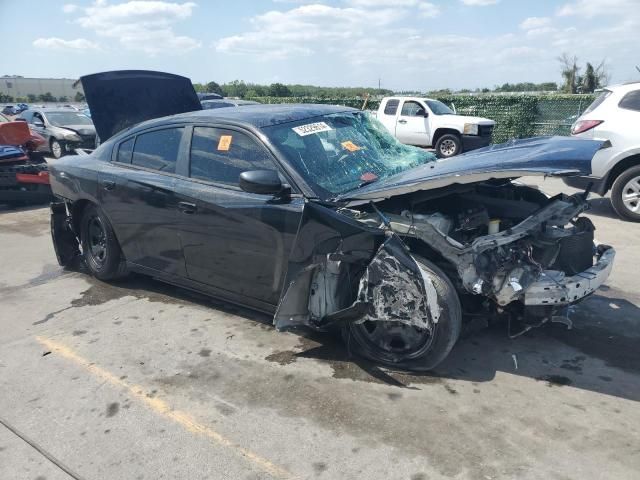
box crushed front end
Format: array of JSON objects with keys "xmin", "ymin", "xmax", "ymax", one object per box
[{"xmin": 344, "ymin": 182, "xmax": 615, "ymax": 330}]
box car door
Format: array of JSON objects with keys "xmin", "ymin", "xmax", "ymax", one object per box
[
  {"xmin": 394, "ymin": 100, "xmax": 430, "ymax": 146},
  {"xmin": 28, "ymin": 111, "xmax": 48, "ymax": 142},
  {"xmin": 98, "ymin": 127, "xmax": 187, "ymax": 277},
  {"xmin": 173, "ymin": 125, "xmax": 303, "ymax": 306},
  {"xmin": 378, "ymin": 99, "xmax": 400, "ymax": 134}
]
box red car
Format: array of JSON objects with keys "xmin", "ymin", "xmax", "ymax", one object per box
[{"xmin": 0, "ymin": 114, "xmax": 51, "ymax": 205}]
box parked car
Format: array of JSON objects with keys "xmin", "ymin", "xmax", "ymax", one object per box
[
  {"xmin": 197, "ymin": 92, "xmax": 223, "ymax": 101},
  {"xmin": 49, "ymin": 70, "xmax": 615, "ymax": 371},
  {"xmin": 1, "ymin": 105, "xmax": 17, "ymax": 116},
  {"xmin": 375, "ymin": 97, "xmax": 495, "ymax": 158},
  {"xmin": 201, "ymin": 99, "xmax": 260, "ymax": 109},
  {"xmin": 565, "ymin": 82, "xmax": 640, "ymax": 221},
  {"xmin": 17, "ymin": 108, "xmax": 97, "ymax": 158},
  {"xmin": 0, "ymin": 116, "xmax": 51, "ymax": 205},
  {"xmin": 0, "ymin": 113, "xmax": 46, "ymax": 154}
]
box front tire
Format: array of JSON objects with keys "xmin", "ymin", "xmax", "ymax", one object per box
[
  {"xmin": 610, "ymin": 165, "xmax": 640, "ymax": 222},
  {"xmin": 435, "ymin": 133, "xmax": 461, "ymax": 158},
  {"xmin": 342, "ymin": 256, "xmax": 462, "ymax": 371},
  {"xmin": 80, "ymin": 204, "xmax": 128, "ymax": 280},
  {"xmin": 50, "ymin": 138, "xmax": 65, "ymax": 159}
]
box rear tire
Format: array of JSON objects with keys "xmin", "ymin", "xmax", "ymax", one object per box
[
  {"xmin": 342, "ymin": 256, "xmax": 462, "ymax": 371},
  {"xmin": 80, "ymin": 204, "xmax": 128, "ymax": 280},
  {"xmin": 435, "ymin": 133, "xmax": 461, "ymax": 158},
  {"xmin": 610, "ymin": 165, "xmax": 640, "ymax": 222}
]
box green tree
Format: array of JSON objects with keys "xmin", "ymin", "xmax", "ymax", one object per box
[
  {"xmin": 222, "ymin": 80, "xmax": 248, "ymax": 98},
  {"xmin": 38, "ymin": 92, "xmax": 56, "ymax": 102},
  {"xmin": 74, "ymin": 91, "xmax": 85, "ymax": 102},
  {"xmin": 558, "ymin": 53, "xmax": 581, "ymax": 93},
  {"xmin": 205, "ymin": 81, "xmax": 223, "ymax": 95},
  {"xmin": 268, "ymin": 83, "xmax": 291, "ymax": 97},
  {"xmin": 27, "ymin": 94, "xmax": 37, "ymax": 103},
  {"xmin": 582, "ymin": 63, "xmax": 597, "ymax": 93}
]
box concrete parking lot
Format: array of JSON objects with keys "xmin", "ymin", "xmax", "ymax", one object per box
[{"xmin": 1, "ymin": 177, "xmax": 639, "ymax": 480}]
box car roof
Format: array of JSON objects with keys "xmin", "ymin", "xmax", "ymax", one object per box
[
  {"xmin": 28, "ymin": 108, "xmax": 82, "ymax": 113},
  {"xmin": 603, "ymin": 81, "xmax": 640, "ymax": 94},
  {"xmin": 201, "ymin": 99, "xmax": 260, "ymax": 106},
  {"xmin": 138, "ymin": 103, "xmax": 358, "ymax": 130}
]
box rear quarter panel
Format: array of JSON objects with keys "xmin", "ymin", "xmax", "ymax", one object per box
[{"xmin": 48, "ymin": 154, "xmax": 100, "ymax": 203}]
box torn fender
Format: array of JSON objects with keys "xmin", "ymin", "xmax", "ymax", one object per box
[
  {"xmin": 353, "ymin": 235, "xmax": 440, "ymax": 330},
  {"xmin": 273, "ymin": 202, "xmax": 440, "ymax": 331}
]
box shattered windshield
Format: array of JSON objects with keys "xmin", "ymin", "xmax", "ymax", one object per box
[
  {"xmin": 45, "ymin": 112, "xmax": 93, "ymax": 127},
  {"xmin": 263, "ymin": 112, "xmax": 436, "ymax": 198}
]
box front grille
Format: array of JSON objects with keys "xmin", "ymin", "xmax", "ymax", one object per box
[
  {"xmin": 478, "ymin": 125, "xmax": 494, "ymax": 137},
  {"xmin": 78, "ymin": 134, "xmax": 96, "ymax": 148}
]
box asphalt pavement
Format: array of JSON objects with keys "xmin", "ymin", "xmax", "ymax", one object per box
[{"xmin": 0, "ymin": 177, "xmax": 638, "ymax": 480}]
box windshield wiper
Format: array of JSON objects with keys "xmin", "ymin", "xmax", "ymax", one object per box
[{"xmin": 358, "ymin": 177, "xmax": 379, "ymax": 188}]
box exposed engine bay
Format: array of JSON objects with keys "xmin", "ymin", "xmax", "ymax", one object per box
[{"xmin": 287, "ymin": 181, "xmax": 615, "ymax": 335}]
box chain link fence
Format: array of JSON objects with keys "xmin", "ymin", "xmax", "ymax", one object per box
[{"xmin": 246, "ymin": 94, "xmax": 597, "ymax": 144}]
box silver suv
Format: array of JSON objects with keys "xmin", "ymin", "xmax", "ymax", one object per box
[{"xmin": 565, "ymin": 82, "xmax": 640, "ymax": 221}]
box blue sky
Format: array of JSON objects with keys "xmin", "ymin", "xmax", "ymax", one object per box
[{"xmin": 0, "ymin": 0, "xmax": 638, "ymax": 90}]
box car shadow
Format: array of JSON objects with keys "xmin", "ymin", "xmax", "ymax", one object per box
[
  {"xmin": 60, "ymin": 261, "xmax": 640, "ymax": 402},
  {"xmin": 586, "ymin": 196, "xmax": 620, "ymax": 220},
  {"xmin": 287, "ymin": 290, "xmax": 640, "ymax": 402}
]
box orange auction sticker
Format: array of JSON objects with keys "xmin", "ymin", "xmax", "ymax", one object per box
[
  {"xmin": 341, "ymin": 141, "xmax": 361, "ymax": 152},
  {"xmin": 218, "ymin": 135, "xmax": 233, "ymax": 151}
]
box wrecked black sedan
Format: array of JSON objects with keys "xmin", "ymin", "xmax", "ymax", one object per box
[{"xmin": 49, "ymin": 71, "xmax": 615, "ymax": 370}]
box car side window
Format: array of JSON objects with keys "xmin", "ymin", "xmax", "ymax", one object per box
[
  {"xmin": 33, "ymin": 112, "xmax": 44, "ymax": 124},
  {"xmin": 619, "ymin": 90, "xmax": 640, "ymax": 112},
  {"xmin": 400, "ymin": 101, "xmax": 426, "ymax": 117},
  {"xmin": 117, "ymin": 137, "xmax": 134, "ymax": 164},
  {"xmin": 131, "ymin": 128, "xmax": 184, "ymax": 173},
  {"xmin": 189, "ymin": 127, "xmax": 277, "ymax": 186},
  {"xmin": 383, "ymin": 99, "xmax": 399, "ymax": 115}
]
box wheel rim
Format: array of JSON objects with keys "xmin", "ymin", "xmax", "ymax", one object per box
[
  {"xmin": 51, "ymin": 141, "xmax": 62, "ymax": 158},
  {"xmin": 351, "ymin": 320, "xmax": 435, "ymax": 362},
  {"xmin": 621, "ymin": 175, "xmax": 640, "ymax": 213},
  {"xmin": 87, "ymin": 215, "xmax": 107, "ymax": 266},
  {"xmin": 440, "ymin": 139, "xmax": 457, "ymax": 156}
]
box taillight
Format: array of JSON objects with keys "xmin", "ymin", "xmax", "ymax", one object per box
[{"xmin": 571, "ymin": 119, "xmax": 603, "ymax": 135}]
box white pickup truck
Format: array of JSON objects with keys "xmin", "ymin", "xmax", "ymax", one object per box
[{"xmin": 375, "ymin": 97, "xmax": 495, "ymax": 158}]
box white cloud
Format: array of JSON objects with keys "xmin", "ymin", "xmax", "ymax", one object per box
[
  {"xmin": 33, "ymin": 37, "xmax": 99, "ymax": 51},
  {"xmin": 347, "ymin": 0, "xmax": 420, "ymax": 5},
  {"xmin": 62, "ymin": 3, "xmax": 78, "ymax": 13},
  {"xmin": 216, "ymin": 4, "xmax": 406, "ymax": 59},
  {"xmin": 557, "ymin": 0, "xmax": 638, "ymax": 17},
  {"xmin": 460, "ymin": 0, "xmax": 499, "ymax": 6},
  {"xmin": 418, "ymin": 2, "xmax": 440, "ymax": 18},
  {"xmin": 519, "ymin": 16, "xmax": 551, "ymax": 30},
  {"xmin": 73, "ymin": 1, "xmax": 200, "ymax": 55}
]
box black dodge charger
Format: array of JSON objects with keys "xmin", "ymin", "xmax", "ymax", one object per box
[{"xmin": 49, "ymin": 71, "xmax": 615, "ymax": 370}]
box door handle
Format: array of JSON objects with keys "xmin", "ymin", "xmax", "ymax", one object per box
[
  {"xmin": 178, "ymin": 201, "xmax": 197, "ymax": 214},
  {"xmin": 102, "ymin": 180, "xmax": 116, "ymax": 191},
  {"xmin": 398, "ymin": 119, "xmax": 407, "ymax": 124}
]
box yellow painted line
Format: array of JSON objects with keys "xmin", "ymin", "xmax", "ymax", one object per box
[{"xmin": 36, "ymin": 336, "xmax": 293, "ymax": 479}]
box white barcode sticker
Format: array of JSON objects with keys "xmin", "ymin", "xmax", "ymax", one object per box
[{"xmin": 292, "ymin": 122, "xmax": 333, "ymax": 136}]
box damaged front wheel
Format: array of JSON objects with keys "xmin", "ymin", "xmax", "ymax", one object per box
[{"xmin": 342, "ymin": 256, "xmax": 461, "ymax": 371}]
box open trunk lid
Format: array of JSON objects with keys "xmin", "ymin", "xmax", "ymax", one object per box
[{"xmin": 80, "ymin": 70, "xmax": 201, "ymax": 141}]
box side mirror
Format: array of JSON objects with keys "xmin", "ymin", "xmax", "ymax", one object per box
[
  {"xmin": 418, "ymin": 110, "xmax": 429, "ymax": 117},
  {"xmin": 33, "ymin": 120, "xmax": 44, "ymax": 127},
  {"xmin": 239, "ymin": 170, "xmax": 288, "ymax": 196}
]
